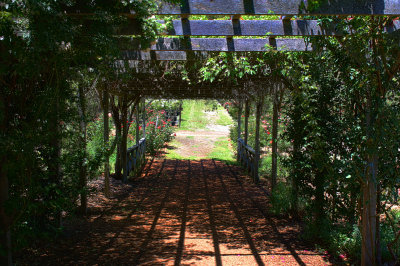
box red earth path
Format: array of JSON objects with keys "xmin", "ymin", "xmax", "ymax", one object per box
[{"xmin": 19, "ymin": 159, "xmax": 331, "ymax": 265}]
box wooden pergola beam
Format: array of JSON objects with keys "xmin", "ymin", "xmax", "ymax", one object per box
[
  {"xmin": 119, "ymin": 19, "xmax": 400, "ymax": 36},
  {"xmin": 119, "ymin": 38, "xmax": 313, "ymax": 58},
  {"xmin": 154, "ymin": 0, "xmax": 400, "ymax": 16}
]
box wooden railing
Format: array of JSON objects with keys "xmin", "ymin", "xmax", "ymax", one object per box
[
  {"xmin": 237, "ymin": 138, "xmax": 256, "ymax": 179},
  {"xmin": 127, "ymin": 138, "xmax": 146, "ymax": 177}
]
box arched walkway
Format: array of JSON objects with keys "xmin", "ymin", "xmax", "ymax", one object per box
[{"xmin": 21, "ymin": 159, "xmax": 329, "ymax": 265}]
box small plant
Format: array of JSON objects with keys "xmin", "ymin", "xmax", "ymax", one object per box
[{"xmin": 270, "ymin": 182, "xmax": 292, "ymax": 215}]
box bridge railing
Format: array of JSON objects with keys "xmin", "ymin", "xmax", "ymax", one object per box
[
  {"xmin": 127, "ymin": 138, "xmax": 146, "ymax": 177},
  {"xmin": 237, "ymin": 138, "xmax": 256, "ymax": 179}
]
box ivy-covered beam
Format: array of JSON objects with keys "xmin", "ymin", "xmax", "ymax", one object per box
[
  {"xmin": 155, "ymin": 0, "xmax": 400, "ymax": 16},
  {"xmin": 119, "ymin": 19, "xmax": 400, "ymax": 36}
]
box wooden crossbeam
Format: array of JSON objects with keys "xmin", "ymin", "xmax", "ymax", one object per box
[
  {"xmin": 119, "ymin": 19, "xmax": 400, "ymax": 36},
  {"xmin": 120, "ymin": 37, "xmax": 312, "ymax": 55},
  {"xmin": 155, "ymin": 0, "xmax": 400, "ymax": 16}
]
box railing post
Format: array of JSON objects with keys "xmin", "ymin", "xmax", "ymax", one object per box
[
  {"xmin": 237, "ymin": 99, "xmax": 242, "ymax": 162},
  {"xmin": 254, "ymin": 97, "xmax": 263, "ymax": 183},
  {"xmin": 244, "ymin": 99, "xmax": 250, "ymax": 145}
]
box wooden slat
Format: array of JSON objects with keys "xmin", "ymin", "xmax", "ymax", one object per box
[
  {"xmin": 119, "ymin": 19, "xmax": 400, "ymax": 36},
  {"xmin": 122, "ymin": 37, "xmax": 313, "ymax": 52},
  {"xmin": 157, "ymin": 0, "xmax": 400, "ymax": 16}
]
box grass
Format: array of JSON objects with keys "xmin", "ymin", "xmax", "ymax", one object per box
[
  {"xmin": 179, "ymin": 100, "xmax": 233, "ymax": 130},
  {"xmin": 179, "ymin": 100, "xmax": 210, "ymax": 130},
  {"xmin": 165, "ymin": 100, "xmax": 235, "ymax": 162},
  {"xmin": 207, "ymin": 137, "xmax": 235, "ymax": 163},
  {"xmin": 216, "ymin": 105, "xmax": 233, "ymax": 126}
]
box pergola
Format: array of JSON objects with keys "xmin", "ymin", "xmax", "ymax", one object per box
[{"xmin": 88, "ymin": 1, "xmax": 400, "ymax": 265}]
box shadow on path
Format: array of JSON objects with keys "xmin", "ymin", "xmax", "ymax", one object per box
[{"xmin": 19, "ymin": 159, "xmax": 330, "ymax": 266}]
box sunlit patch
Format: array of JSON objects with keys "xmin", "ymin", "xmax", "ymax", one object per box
[{"xmin": 112, "ymin": 215, "xmax": 125, "ymax": 221}]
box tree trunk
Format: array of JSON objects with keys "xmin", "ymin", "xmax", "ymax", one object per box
[
  {"xmin": 103, "ymin": 88, "xmax": 111, "ymax": 197},
  {"xmin": 77, "ymin": 86, "xmax": 87, "ymax": 214},
  {"xmin": 271, "ymin": 86, "xmax": 279, "ymax": 190},
  {"xmin": 254, "ymin": 96, "xmax": 264, "ymax": 183}
]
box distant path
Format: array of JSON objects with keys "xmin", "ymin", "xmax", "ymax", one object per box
[
  {"xmin": 169, "ymin": 108, "xmax": 233, "ymax": 159},
  {"xmin": 20, "ymin": 159, "xmax": 330, "ymax": 265}
]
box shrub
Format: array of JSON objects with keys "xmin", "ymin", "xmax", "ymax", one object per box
[{"xmin": 270, "ymin": 182, "xmax": 292, "ymax": 215}]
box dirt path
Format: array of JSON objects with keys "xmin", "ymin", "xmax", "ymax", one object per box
[
  {"xmin": 169, "ymin": 109, "xmax": 233, "ymax": 159},
  {"xmin": 19, "ymin": 159, "xmax": 331, "ymax": 265},
  {"xmin": 172, "ymin": 129, "xmax": 229, "ymax": 158}
]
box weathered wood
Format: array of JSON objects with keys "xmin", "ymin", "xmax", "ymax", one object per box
[
  {"xmin": 237, "ymin": 100, "xmax": 243, "ymax": 162},
  {"xmin": 77, "ymin": 85, "xmax": 88, "ymax": 214},
  {"xmin": 121, "ymin": 97, "xmax": 129, "ymax": 183},
  {"xmin": 362, "ymin": 101, "xmax": 378, "ymax": 265},
  {"xmin": 0, "ymin": 160, "xmax": 12, "ymax": 266},
  {"xmin": 142, "ymin": 99, "xmax": 146, "ymax": 139},
  {"xmin": 103, "ymin": 87, "xmax": 111, "ymax": 198},
  {"xmin": 244, "ymin": 99, "xmax": 250, "ymax": 145},
  {"xmin": 126, "ymin": 138, "xmax": 146, "ymax": 177},
  {"xmin": 157, "ymin": 0, "xmax": 400, "ymax": 15},
  {"xmin": 254, "ymin": 96, "xmax": 263, "ymax": 183},
  {"xmin": 271, "ymin": 84, "xmax": 279, "ymax": 190},
  {"xmin": 238, "ymin": 138, "xmax": 256, "ymax": 177},
  {"xmin": 135, "ymin": 101, "xmax": 140, "ymax": 145},
  {"xmin": 121, "ymin": 19, "xmax": 400, "ymax": 36},
  {"xmin": 123, "ymin": 37, "xmax": 313, "ymax": 52}
]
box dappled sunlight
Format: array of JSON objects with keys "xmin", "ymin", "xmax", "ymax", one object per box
[{"xmin": 20, "ymin": 159, "xmax": 330, "ymax": 265}]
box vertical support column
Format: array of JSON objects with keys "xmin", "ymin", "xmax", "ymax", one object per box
[
  {"xmin": 142, "ymin": 98, "xmax": 146, "ymax": 139},
  {"xmin": 135, "ymin": 100, "xmax": 140, "ymax": 145},
  {"xmin": 237, "ymin": 99, "xmax": 242, "ymax": 162},
  {"xmin": 254, "ymin": 96, "xmax": 264, "ymax": 183},
  {"xmin": 103, "ymin": 87, "xmax": 110, "ymax": 197},
  {"xmin": 0, "ymin": 164, "xmax": 11, "ymax": 266},
  {"xmin": 244, "ymin": 99, "xmax": 250, "ymax": 145},
  {"xmin": 271, "ymin": 83, "xmax": 279, "ymax": 190},
  {"xmin": 179, "ymin": 102, "xmax": 182, "ymax": 127},
  {"xmin": 121, "ymin": 96, "xmax": 128, "ymax": 184}
]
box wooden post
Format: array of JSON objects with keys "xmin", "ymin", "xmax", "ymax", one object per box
[
  {"xmin": 103, "ymin": 88, "xmax": 110, "ymax": 197},
  {"xmin": 237, "ymin": 99, "xmax": 242, "ymax": 162},
  {"xmin": 0, "ymin": 163, "xmax": 12, "ymax": 266},
  {"xmin": 361, "ymin": 93, "xmax": 377, "ymax": 266},
  {"xmin": 135, "ymin": 101, "xmax": 140, "ymax": 145},
  {"xmin": 142, "ymin": 98, "xmax": 146, "ymax": 139},
  {"xmin": 121, "ymin": 97, "xmax": 128, "ymax": 183},
  {"xmin": 78, "ymin": 86, "xmax": 87, "ymax": 214},
  {"xmin": 254, "ymin": 96, "xmax": 263, "ymax": 183},
  {"xmin": 244, "ymin": 99, "xmax": 250, "ymax": 145},
  {"xmin": 179, "ymin": 103, "xmax": 182, "ymax": 127},
  {"xmin": 271, "ymin": 84, "xmax": 279, "ymax": 190}
]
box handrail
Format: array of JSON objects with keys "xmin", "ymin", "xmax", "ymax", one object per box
[
  {"xmin": 237, "ymin": 138, "xmax": 257, "ymax": 181},
  {"xmin": 127, "ymin": 138, "xmax": 146, "ymax": 177}
]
